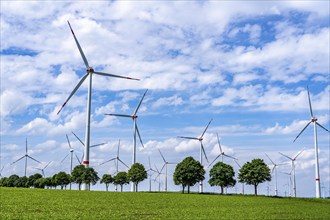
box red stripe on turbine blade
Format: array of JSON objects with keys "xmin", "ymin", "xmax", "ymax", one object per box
[{"xmin": 83, "ymin": 161, "xmax": 89, "ymax": 165}]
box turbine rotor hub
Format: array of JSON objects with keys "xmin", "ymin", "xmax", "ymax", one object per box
[
  {"xmin": 312, "ymin": 117, "xmax": 317, "ymax": 122},
  {"xmin": 87, "ymin": 67, "xmax": 94, "ymax": 73},
  {"xmin": 132, "ymin": 115, "xmax": 138, "ymax": 119}
]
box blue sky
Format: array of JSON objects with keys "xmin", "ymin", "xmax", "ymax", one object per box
[{"xmin": 1, "ymin": 1, "xmax": 329, "ymax": 197}]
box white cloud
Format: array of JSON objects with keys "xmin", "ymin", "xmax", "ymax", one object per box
[{"xmin": 152, "ymin": 95, "xmax": 183, "ymax": 108}]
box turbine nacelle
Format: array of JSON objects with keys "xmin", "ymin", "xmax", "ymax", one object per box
[
  {"xmin": 132, "ymin": 115, "xmax": 138, "ymax": 119},
  {"xmin": 311, "ymin": 117, "xmax": 317, "ymax": 122},
  {"xmin": 86, "ymin": 67, "xmax": 94, "ymax": 73}
]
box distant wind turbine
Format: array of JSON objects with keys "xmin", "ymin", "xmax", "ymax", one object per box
[
  {"xmin": 11, "ymin": 138, "xmax": 41, "ymax": 176},
  {"xmin": 154, "ymin": 164, "xmax": 164, "ymax": 192},
  {"xmin": 178, "ymin": 119, "xmax": 212, "ymax": 193},
  {"xmin": 105, "ymin": 89, "xmax": 148, "ymax": 192},
  {"xmin": 33, "ymin": 161, "xmax": 52, "ymax": 178},
  {"xmin": 0, "ymin": 166, "xmax": 5, "ymax": 178},
  {"xmin": 281, "ymin": 171, "xmax": 293, "ymax": 197},
  {"xmin": 293, "ymin": 87, "xmax": 330, "ymax": 198},
  {"xmin": 147, "ymin": 156, "xmax": 156, "ymax": 192},
  {"xmin": 56, "ymin": 21, "xmax": 139, "ymax": 190},
  {"xmin": 279, "ymin": 149, "xmax": 304, "ymax": 197},
  {"xmin": 265, "ymin": 153, "xmax": 286, "ymax": 196},
  {"xmin": 208, "ymin": 133, "xmax": 237, "ymax": 168},
  {"xmin": 234, "ymin": 160, "xmax": 244, "ymax": 195},
  {"xmin": 158, "ymin": 149, "xmax": 176, "ymax": 192}
]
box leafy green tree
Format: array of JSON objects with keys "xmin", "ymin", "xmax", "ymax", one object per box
[
  {"xmin": 173, "ymin": 156, "xmax": 205, "ymax": 193},
  {"xmin": 44, "ymin": 177, "xmax": 52, "ymax": 189},
  {"xmin": 56, "ymin": 172, "xmax": 71, "ymax": 190},
  {"xmin": 15, "ymin": 176, "xmax": 28, "ymax": 188},
  {"xmin": 34, "ymin": 178, "xmax": 46, "ymax": 188},
  {"xmin": 113, "ymin": 172, "xmax": 129, "ymax": 192},
  {"xmin": 238, "ymin": 158, "xmax": 271, "ymax": 195},
  {"xmin": 101, "ymin": 174, "xmax": 113, "ymax": 192},
  {"xmin": 128, "ymin": 163, "xmax": 147, "ymax": 192},
  {"xmin": 0, "ymin": 177, "xmax": 9, "ymax": 187},
  {"xmin": 82, "ymin": 167, "xmax": 100, "ymax": 189},
  {"xmin": 209, "ymin": 162, "xmax": 236, "ymax": 194},
  {"xmin": 71, "ymin": 165, "xmax": 85, "ymax": 190},
  {"xmin": 27, "ymin": 173, "xmax": 43, "ymax": 188},
  {"xmin": 52, "ymin": 174, "xmax": 58, "ymax": 189},
  {"xmin": 8, "ymin": 174, "xmax": 20, "ymax": 187}
]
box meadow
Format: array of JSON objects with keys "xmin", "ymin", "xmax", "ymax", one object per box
[{"xmin": 0, "ymin": 187, "xmax": 329, "ymax": 219}]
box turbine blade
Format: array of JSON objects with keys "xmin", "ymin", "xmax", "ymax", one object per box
[
  {"xmin": 234, "ymin": 160, "xmax": 241, "ymax": 168},
  {"xmin": 104, "ymin": 113, "xmax": 132, "ymax": 118},
  {"xmin": 158, "ymin": 149, "xmax": 166, "ymax": 163},
  {"xmin": 61, "ymin": 154, "xmax": 69, "ymax": 163},
  {"xmin": 177, "ymin": 136, "xmax": 199, "ymax": 140},
  {"xmin": 57, "ymin": 73, "xmax": 89, "ymax": 115},
  {"xmin": 136, "ymin": 125, "xmax": 144, "ymax": 148},
  {"xmin": 67, "ymin": 21, "xmax": 89, "ymax": 68},
  {"xmin": 80, "ymin": 152, "xmax": 84, "ymax": 164},
  {"xmin": 27, "ymin": 156, "xmax": 41, "ymax": 164},
  {"xmin": 148, "ymin": 156, "xmax": 151, "ymax": 169},
  {"xmin": 293, "ymin": 121, "xmax": 312, "ymax": 142},
  {"xmin": 293, "ymin": 149, "xmax": 304, "ymax": 160},
  {"xmin": 74, "ymin": 152, "xmax": 81, "ymax": 164},
  {"xmin": 117, "ymin": 140, "xmax": 121, "ymax": 158},
  {"xmin": 26, "ymin": 138, "xmax": 28, "ymax": 154},
  {"xmin": 93, "ymin": 71, "xmax": 139, "ymax": 81},
  {"xmin": 271, "ymin": 166, "xmax": 275, "ymax": 173},
  {"xmin": 44, "ymin": 161, "xmax": 52, "ymax": 170},
  {"xmin": 100, "ymin": 158, "xmax": 116, "ymax": 166},
  {"xmin": 66, "ymin": 134, "xmax": 72, "ymax": 149},
  {"xmin": 201, "ymin": 142, "xmax": 209, "ymax": 163},
  {"xmin": 223, "ymin": 154, "xmax": 238, "ymax": 160},
  {"xmin": 11, "ymin": 156, "xmax": 26, "ymax": 165},
  {"xmin": 160, "ymin": 164, "xmax": 166, "ymax": 173},
  {"xmin": 316, "ymin": 122, "xmax": 330, "ymax": 133},
  {"xmin": 133, "ymin": 89, "xmax": 148, "ymax": 115},
  {"xmin": 201, "ymin": 118, "xmax": 213, "ymax": 138},
  {"xmin": 72, "ymin": 131, "xmax": 85, "ymax": 146},
  {"xmin": 118, "ymin": 158, "xmax": 129, "ymax": 169},
  {"xmin": 90, "ymin": 143, "xmax": 106, "ymax": 148},
  {"xmin": 265, "ymin": 153, "xmax": 275, "ymax": 165},
  {"xmin": 208, "ymin": 155, "xmax": 220, "ymax": 168},
  {"xmin": 216, "ymin": 133, "xmax": 223, "ymax": 153},
  {"xmin": 279, "ymin": 152, "xmax": 293, "ymax": 161},
  {"xmin": 307, "ymin": 86, "xmax": 314, "ymax": 118}
]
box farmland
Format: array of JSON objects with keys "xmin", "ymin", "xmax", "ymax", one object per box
[{"xmin": 0, "ymin": 188, "xmax": 329, "ymax": 219}]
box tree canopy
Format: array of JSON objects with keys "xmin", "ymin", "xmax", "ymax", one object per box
[
  {"xmin": 209, "ymin": 162, "xmax": 236, "ymax": 194},
  {"xmin": 173, "ymin": 156, "xmax": 205, "ymax": 193},
  {"xmin": 55, "ymin": 171, "xmax": 71, "ymax": 189},
  {"xmin": 71, "ymin": 165, "xmax": 85, "ymax": 190},
  {"xmin": 127, "ymin": 163, "xmax": 147, "ymax": 192},
  {"xmin": 113, "ymin": 172, "xmax": 129, "ymax": 192},
  {"xmin": 238, "ymin": 158, "xmax": 271, "ymax": 195},
  {"xmin": 82, "ymin": 167, "xmax": 100, "ymax": 188},
  {"xmin": 101, "ymin": 174, "xmax": 113, "ymax": 192}
]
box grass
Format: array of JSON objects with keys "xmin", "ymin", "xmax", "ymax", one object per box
[{"xmin": 0, "ymin": 187, "xmax": 330, "ymax": 219}]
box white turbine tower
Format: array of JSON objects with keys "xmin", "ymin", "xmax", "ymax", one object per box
[
  {"xmin": 234, "ymin": 160, "xmax": 244, "ymax": 195},
  {"xmin": 154, "ymin": 164, "xmax": 164, "ymax": 192},
  {"xmin": 158, "ymin": 149, "xmax": 176, "ymax": 192},
  {"xmin": 105, "ymin": 89, "xmax": 148, "ymax": 192},
  {"xmin": 57, "ymin": 21, "xmax": 139, "ymax": 190},
  {"xmin": 208, "ymin": 133, "xmax": 237, "ymax": 168},
  {"xmin": 99, "ymin": 140, "xmax": 129, "ymax": 192},
  {"xmin": 11, "ymin": 138, "xmax": 41, "ymax": 177},
  {"xmin": 279, "ymin": 150, "xmax": 304, "ymax": 197},
  {"xmin": 33, "ymin": 161, "xmax": 52, "ymax": 178},
  {"xmin": 293, "ymin": 87, "xmax": 330, "ymax": 198},
  {"xmin": 147, "ymin": 156, "xmax": 156, "ymax": 192},
  {"xmin": 265, "ymin": 153, "xmax": 286, "ymax": 197},
  {"xmin": 178, "ymin": 119, "xmax": 212, "ymax": 193}
]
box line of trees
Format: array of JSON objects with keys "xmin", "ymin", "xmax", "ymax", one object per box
[{"xmin": 173, "ymin": 157, "xmax": 271, "ymax": 195}]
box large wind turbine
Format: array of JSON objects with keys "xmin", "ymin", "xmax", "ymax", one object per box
[
  {"xmin": 57, "ymin": 21, "xmax": 139, "ymax": 190},
  {"xmin": 99, "ymin": 140, "xmax": 129, "ymax": 192},
  {"xmin": 33, "ymin": 161, "xmax": 52, "ymax": 177},
  {"xmin": 105, "ymin": 89, "xmax": 148, "ymax": 192},
  {"xmin": 279, "ymin": 150, "xmax": 304, "ymax": 197},
  {"xmin": 158, "ymin": 149, "xmax": 176, "ymax": 192},
  {"xmin": 178, "ymin": 119, "xmax": 212, "ymax": 193},
  {"xmin": 208, "ymin": 133, "xmax": 237, "ymax": 168},
  {"xmin": 11, "ymin": 139, "xmax": 41, "ymax": 177},
  {"xmin": 293, "ymin": 87, "xmax": 330, "ymax": 198},
  {"xmin": 265, "ymin": 153, "xmax": 286, "ymax": 196}
]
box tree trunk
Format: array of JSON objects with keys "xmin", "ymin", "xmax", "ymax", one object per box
[
  {"xmin": 221, "ymin": 186, "xmax": 224, "ymax": 195},
  {"xmin": 136, "ymin": 183, "xmax": 138, "ymax": 192},
  {"xmin": 188, "ymin": 185, "xmax": 190, "ymax": 194},
  {"xmin": 106, "ymin": 185, "xmax": 109, "ymax": 192},
  {"xmin": 78, "ymin": 183, "xmax": 81, "ymax": 190},
  {"xmin": 254, "ymin": 184, "xmax": 258, "ymax": 196},
  {"xmin": 182, "ymin": 185, "xmax": 185, "ymax": 193},
  {"xmin": 120, "ymin": 185, "xmax": 123, "ymax": 192}
]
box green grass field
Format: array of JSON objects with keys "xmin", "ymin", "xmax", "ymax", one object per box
[{"xmin": 0, "ymin": 187, "xmax": 329, "ymax": 219}]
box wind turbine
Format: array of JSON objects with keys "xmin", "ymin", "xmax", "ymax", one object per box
[
  {"xmin": 100, "ymin": 140, "xmax": 129, "ymax": 192},
  {"xmin": 281, "ymin": 171, "xmax": 293, "ymax": 197},
  {"xmin": 33, "ymin": 161, "xmax": 52, "ymax": 177},
  {"xmin": 158, "ymin": 149, "xmax": 176, "ymax": 192},
  {"xmin": 293, "ymin": 87, "xmax": 330, "ymax": 198},
  {"xmin": 56, "ymin": 21, "xmax": 139, "ymax": 190},
  {"xmin": 105, "ymin": 89, "xmax": 148, "ymax": 192},
  {"xmin": 265, "ymin": 153, "xmax": 286, "ymax": 196},
  {"xmin": 147, "ymin": 156, "xmax": 156, "ymax": 192},
  {"xmin": 234, "ymin": 160, "xmax": 244, "ymax": 195},
  {"xmin": 178, "ymin": 119, "xmax": 212, "ymax": 193},
  {"xmin": 208, "ymin": 133, "xmax": 237, "ymax": 168},
  {"xmin": 71, "ymin": 131, "xmax": 106, "ymax": 163},
  {"xmin": 279, "ymin": 150, "xmax": 304, "ymax": 197},
  {"xmin": 154, "ymin": 164, "xmax": 164, "ymax": 192},
  {"xmin": 11, "ymin": 138, "xmax": 41, "ymax": 176}
]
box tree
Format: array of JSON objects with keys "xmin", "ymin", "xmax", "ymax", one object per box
[
  {"xmin": 101, "ymin": 174, "xmax": 113, "ymax": 192},
  {"xmin": 113, "ymin": 172, "xmax": 129, "ymax": 192},
  {"xmin": 15, "ymin": 176, "xmax": 28, "ymax": 188},
  {"xmin": 173, "ymin": 156, "xmax": 205, "ymax": 193},
  {"xmin": 52, "ymin": 174, "xmax": 58, "ymax": 189},
  {"xmin": 82, "ymin": 167, "xmax": 100, "ymax": 189},
  {"xmin": 209, "ymin": 162, "xmax": 236, "ymax": 194},
  {"xmin": 7, "ymin": 175, "xmax": 19, "ymax": 187},
  {"xmin": 27, "ymin": 173, "xmax": 43, "ymax": 188},
  {"xmin": 34, "ymin": 178, "xmax": 46, "ymax": 189},
  {"xmin": 128, "ymin": 163, "xmax": 147, "ymax": 192},
  {"xmin": 43, "ymin": 177, "xmax": 52, "ymax": 189},
  {"xmin": 55, "ymin": 172, "xmax": 71, "ymax": 190},
  {"xmin": 71, "ymin": 165, "xmax": 85, "ymax": 190},
  {"xmin": 238, "ymin": 158, "xmax": 271, "ymax": 195},
  {"xmin": 0, "ymin": 177, "xmax": 9, "ymax": 187}
]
